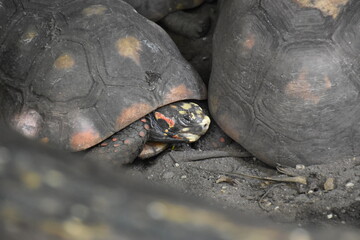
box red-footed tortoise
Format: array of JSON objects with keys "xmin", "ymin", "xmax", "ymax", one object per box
[
  {"xmin": 123, "ymin": 0, "xmax": 211, "ymax": 38},
  {"xmin": 209, "ymin": 0, "xmax": 360, "ymax": 167},
  {"xmin": 0, "ymin": 0, "xmax": 210, "ymax": 164}
]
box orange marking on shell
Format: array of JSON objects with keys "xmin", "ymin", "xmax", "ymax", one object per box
[
  {"xmin": 154, "ymin": 112, "xmax": 175, "ymax": 128},
  {"xmin": 70, "ymin": 130, "xmax": 101, "ymax": 151},
  {"xmin": 82, "ymin": 4, "xmax": 108, "ymax": 16},
  {"xmin": 116, "ymin": 36, "xmax": 141, "ymax": 65},
  {"xmin": 124, "ymin": 139, "xmax": 132, "ymax": 145},
  {"xmin": 113, "ymin": 143, "xmax": 120, "ymax": 147},
  {"xmin": 324, "ymin": 75, "xmax": 332, "ymax": 89},
  {"xmin": 219, "ymin": 137, "xmax": 225, "ymax": 143},
  {"xmin": 40, "ymin": 137, "xmax": 49, "ymax": 144},
  {"xmin": 54, "ymin": 54, "xmax": 75, "ymax": 69},
  {"xmin": 294, "ymin": 0, "xmax": 348, "ymax": 18},
  {"xmin": 140, "ymin": 118, "xmax": 147, "ymax": 123},
  {"xmin": 285, "ymin": 70, "xmax": 320, "ymax": 104},
  {"xmin": 116, "ymin": 103, "xmax": 153, "ymax": 130},
  {"xmin": 163, "ymin": 84, "xmax": 195, "ymax": 105},
  {"xmin": 243, "ymin": 34, "xmax": 255, "ymax": 50},
  {"xmin": 144, "ymin": 124, "xmax": 150, "ymax": 130},
  {"xmin": 100, "ymin": 142, "xmax": 108, "ymax": 147},
  {"xmin": 112, "ymin": 138, "xmax": 118, "ymax": 142}
]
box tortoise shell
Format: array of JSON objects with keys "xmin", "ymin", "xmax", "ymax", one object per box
[
  {"xmin": 0, "ymin": 0, "xmax": 206, "ymax": 151},
  {"xmin": 123, "ymin": 0, "xmax": 206, "ymax": 21},
  {"xmin": 209, "ymin": 0, "xmax": 360, "ymax": 166}
]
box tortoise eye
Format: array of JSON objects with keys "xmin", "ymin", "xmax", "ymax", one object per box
[
  {"xmin": 183, "ymin": 114, "xmax": 191, "ymax": 122},
  {"xmin": 157, "ymin": 119, "xmax": 170, "ymax": 129}
]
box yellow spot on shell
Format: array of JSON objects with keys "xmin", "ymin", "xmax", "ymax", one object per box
[
  {"xmin": 179, "ymin": 110, "xmax": 186, "ymax": 115},
  {"xmin": 82, "ymin": 4, "xmax": 108, "ymax": 16},
  {"xmin": 294, "ymin": 0, "xmax": 349, "ymax": 18},
  {"xmin": 54, "ymin": 54, "xmax": 75, "ymax": 69},
  {"xmin": 21, "ymin": 171, "xmax": 42, "ymax": 190},
  {"xmin": 21, "ymin": 31, "xmax": 38, "ymax": 44},
  {"xmin": 116, "ymin": 36, "xmax": 141, "ymax": 65}
]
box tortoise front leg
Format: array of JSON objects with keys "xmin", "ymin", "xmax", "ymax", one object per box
[{"xmin": 84, "ymin": 119, "xmax": 150, "ymax": 165}]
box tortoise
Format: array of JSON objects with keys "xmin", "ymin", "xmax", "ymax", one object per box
[
  {"xmin": 209, "ymin": 0, "xmax": 360, "ymax": 167},
  {"xmin": 0, "ymin": 0, "xmax": 210, "ymax": 164},
  {"xmin": 123, "ymin": 0, "xmax": 207, "ymax": 21},
  {"xmin": 123, "ymin": 0, "xmax": 211, "ymax": 39}
]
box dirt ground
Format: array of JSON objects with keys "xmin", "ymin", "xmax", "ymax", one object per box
[{"xmin": 127, "ymin": 2, "xmax": 360, "ymax": 229}]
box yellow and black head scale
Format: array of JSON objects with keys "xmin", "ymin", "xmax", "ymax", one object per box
[{"xmin": 147, "ymin": 102, "xmax": 210, "ymax": 143}]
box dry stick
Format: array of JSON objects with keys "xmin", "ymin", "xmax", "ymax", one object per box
[
  {"xmin": 202, "ymin": 169, "xmax": 308, "ymax": 185},
  {"xmin": 169, "ymin": 149, "xmax": 253, "ymax": 162},
  {"xmin": 169, "ymin": 150, "xmax": 307, "ymax": 185}
]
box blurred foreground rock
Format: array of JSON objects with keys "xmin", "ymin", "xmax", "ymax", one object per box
[{"xmin": 0, "ymin": 124, "xmax": 359, "ymax": 240}]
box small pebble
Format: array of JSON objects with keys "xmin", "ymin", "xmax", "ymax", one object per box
[
  {"xmin": 174, "ymin": 163, "xmax": 180, "ymax": 167},
  {"xmin": 263, "ymin": 201, "xmax": 272, "ymax": 207},
  {"xmin": 180, "ymin": 175, "xmax": 187, "ymax": 179},
  {"xmin": 324, "ymin": 178, "xmax": 335, "ymax": 191},
  {"xmin": 296, "ymin": 164, "xmax": 305, "ymax": 170},
  {"xmin": 345, "ymin": 182, "xmax": 354, "ymax": 188},
  {"xmin": 162, "ymin": 172, "xmax": 174, "ymax": 179},
  {"xmin": 201, "ymin": 56, "xmax": 209, "ymax": 61},
  {"xmin": 274, "ymin": 206, "xmax": 280, "ymax": 211},
  {"xmin": 327, "ymin": 213, "xmax": 333, "ymax": 219}
]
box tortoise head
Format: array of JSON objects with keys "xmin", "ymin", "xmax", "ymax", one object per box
[{"xmin": 147, "ymin": 102, "xmax": 210, "ymax": 143}]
